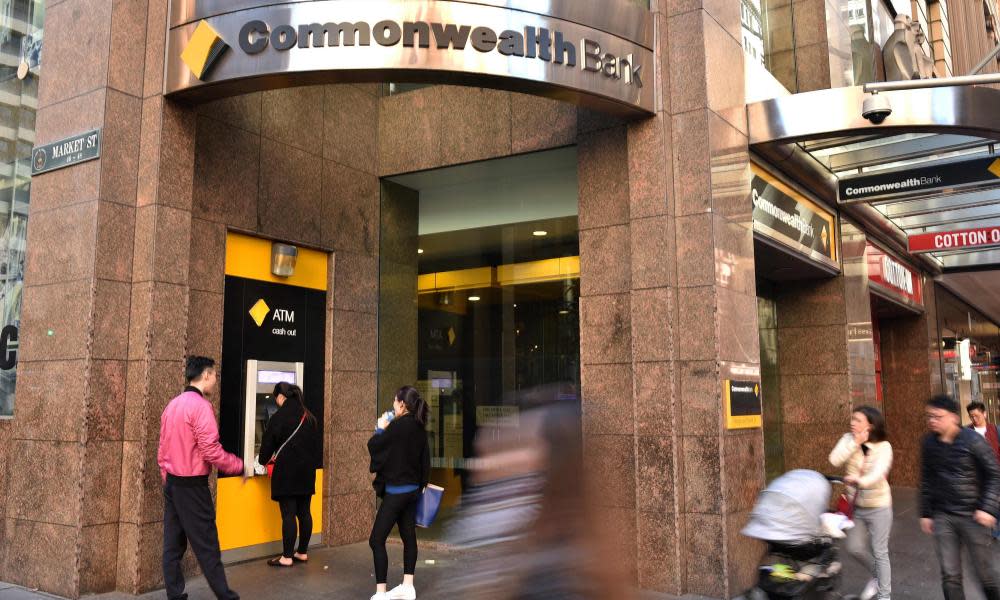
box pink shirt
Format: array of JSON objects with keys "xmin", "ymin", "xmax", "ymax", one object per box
[{"xmin": 157, "ymin": 388, "xmax": 243, "ymax": 482}]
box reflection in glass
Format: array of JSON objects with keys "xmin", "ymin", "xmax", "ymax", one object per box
[
  {"xmin": 254, "ymin": 393, "xmax": 280, "ymax": 459},
  {"xmin": 0, "ymin": 0, "xmax": 43, "ymax": 417}
]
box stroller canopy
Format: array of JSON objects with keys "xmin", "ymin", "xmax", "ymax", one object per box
[{"xmin": 741, "ymin": 469, "xmax": 832, "ymax": 543}]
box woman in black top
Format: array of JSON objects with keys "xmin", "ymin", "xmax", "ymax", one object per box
[
  {"xmin": 257, "ymin": 382, "xmax": 319, "ymax": 567},
  {"xmin": 367, "ymin": 385, "xmax": 431, "ymax": 600}
]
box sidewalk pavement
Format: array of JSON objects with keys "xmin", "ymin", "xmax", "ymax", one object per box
[{"xmin": 0, "ymin": 487, "xmax": 992, "ymax": 600}]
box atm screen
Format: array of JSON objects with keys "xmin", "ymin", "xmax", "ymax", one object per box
[{"xmin": 258, "ymin": 370, "xmax": 297, "ymax": 385}]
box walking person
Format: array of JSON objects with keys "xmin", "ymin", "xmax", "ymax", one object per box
[
  {"xmin": 921, "ymin": 394, "xmax": 1000, "ymax": 600},
  {"xmin": 829, "ymin": 406, "xmax": 893, "ymax": 600},
  {"xmin": 157, "ymin": 356, "xmax": 245, "ymax": 600},
  {"xmin": 367, "ymin": 386, "xmax": 431, "ymax": 600},
  {"xmin": 967, "ymin": 401, "xmax": 1000, "ymax": 464},
  {"xmin": 257, "ymin": 381, "xmax": 320, "ymax": 567}
]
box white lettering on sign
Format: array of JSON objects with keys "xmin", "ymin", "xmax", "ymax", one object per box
[
  {"xmin": 881, "ymin": 256, "xmax": 913, "ymax": 295},
  {"xmin": 752, "ymin": 187, "xmax": 815, "ymax": 238},
  {"xmin": 272, "ymin": 327, "xmax": 297, "ymax": 337},
  {"xmin": 933, "ymin": 229, "xmax": 1000, "ymax": 249},
  {"xmin": 273, "ymin": 309, "xmax": 295, "ymax": 323},
  {"xmin": 844, "ymin": 175, "xmax": 943, "ymax": 197}
]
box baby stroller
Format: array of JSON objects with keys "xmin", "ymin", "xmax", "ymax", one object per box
[{"xmin": 738, "ymin": 470, "xmax": 857, "ymax": 600}]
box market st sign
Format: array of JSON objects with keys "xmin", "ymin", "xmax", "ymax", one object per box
[
  {"xmin": 908, "ymin": 226, "xmax": 1000, "ymax": 254},
  {"xmin": 165, "ymin": 0, "xmax": 656, "ymax": 116}
]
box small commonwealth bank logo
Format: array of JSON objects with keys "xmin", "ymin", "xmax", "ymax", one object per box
[
  {"xmin": 181, "ymin": 21, "xmax": 229, "ymax": 80},
  {"xmin": 249, "ymin": 299, "xmax": 270, "ymax": 327}
]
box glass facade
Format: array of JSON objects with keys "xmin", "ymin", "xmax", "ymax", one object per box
[
  {"xmin": 0, "ymin": 0, "xmax": 42, "ymax": 417},
  {"xmin": 378, "ymin": 147, "xmax": 581, "ymax": 534},
  {"xmin": 742, "ymin": 0, "xmax": 797, "ymax": 91}
]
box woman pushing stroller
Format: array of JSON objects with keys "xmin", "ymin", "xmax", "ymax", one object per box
[{"xmin": 829, "ymin": 406, "xmax": 893, "ymax": 600}]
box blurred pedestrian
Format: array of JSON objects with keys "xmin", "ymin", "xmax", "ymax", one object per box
[
  {"xmin": 257, "ymin": 381, "xmax": 319, "ymax": 567},
  {"xmin": 829, "ymin": 406, "xmax": 893, "ymax": 600},
  {"xmin": 367, "ymin": 385, "xmax": 431, "ymax": 600},
  {"xmin": 157, "ymin": 356, "xmax": 244, "ymax": 600},
  {"xmin": 967, "ymin": 401, "xmax": 1000, "ymax": 464},
  {"xmin": 920, "ymin": 394, "xmax": 1000, "ymax": 600}
]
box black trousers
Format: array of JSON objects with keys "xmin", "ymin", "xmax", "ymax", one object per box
[
  {"xmin": 368, "ymin": 491, "xmax": 420, "ymax": 584},
  {"xmin": 163, "ymin": 475, "xmax": 239, "ymax": 600},
  {"xmin": 277, "ymin": 495, "xmax": 313, "ymax": 558}
]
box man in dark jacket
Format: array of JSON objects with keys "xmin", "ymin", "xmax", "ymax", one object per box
[{"xmin": 921, "ymin": 394, "xmax": 1000, "ymax": 600}]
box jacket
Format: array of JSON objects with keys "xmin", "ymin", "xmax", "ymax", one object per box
[
  {"xmin": 829, "ymin": 434, "xmax": 893, "ymax": 508},
  {"xmin": 257, "ymin": 402, "xmax": 320, "ymax": 500},
  {"xmin": 157, "ymin": 387, "xmax": 243, "ymax": 483},
  {"xmin": 367, "ymin": 413, "xmax": 431, "ymax": 497},
  {"xmin": 968, "ymin": 423, "xmax": 1000, "ymax": 464},
  {"xmin": 920, "ymin": 427, "xmax": 1000, "ymax": 519}
]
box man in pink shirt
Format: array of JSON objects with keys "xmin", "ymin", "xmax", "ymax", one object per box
[{"xmin": 158, "ymin": 356, "xmax": 244, "ymax": 600}]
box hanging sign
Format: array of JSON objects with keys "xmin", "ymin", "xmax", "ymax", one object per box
[
  {"xmin": 908, "ymin": 226, "xmax": 1000, "ymax": 254},
  {"xmin": 724, "ymin": 379, "xmax": 762, "ymax": 430},
  {"xmin": 31, "ymin": 129, "xmax": 101, "ymax": 176},
  {"xmin": 865, "ymin": 243, "xmax": 923, "ymax": 307},
  {"xmin": 838, "ymin": 156, "xmax": 1000, "ymax": 203},
  {"xmin": 165, "ymin": 0, "xmax": 655, "ymax": 115},
  {"xmin": 750, "ymin": 164, "xmax": 838, "ymax": 265}
]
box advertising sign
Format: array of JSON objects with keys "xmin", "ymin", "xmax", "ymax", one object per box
[
  {"xmin": 165, "ymin": 0, "xmax": 655, "ymax": 115},
  {"xmin": 908, "ymin": 226, "xmax": 1000, "ymax": 254},
  {"xmin": 724, "ymin": 379, "xmax": 763, "ymax": 429},
  {"xmin": 838, "ymin": 155, "xmax": 1000, "ymax": 203},
  {"xmin": 751, "ymin": 164, "xmax": 838, "ymax": 265},
  {"xmin": 865, "ymin": 243, "xmax": 923, "ymax": 307}
]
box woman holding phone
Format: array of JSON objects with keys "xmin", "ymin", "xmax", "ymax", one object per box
[
  {"xmin": 257, "ymin": 382, "xmax": 319, "ymax": 568},
  {"xmin": 367, "ymin": 385, "xmax": 431, "ymax": 600}
]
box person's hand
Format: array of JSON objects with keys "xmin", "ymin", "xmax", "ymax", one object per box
[
  {"xmin": 843, "ymin": 475, "xmax": 858, "ymax": 486},
  {"xmin": 974, "ymin": 510, "xmax": 997, "ymax": 529},
  {"xmin": 921, "ymin": 518, "xmax": 935, "ymax": 535},
  {"xmin": 377, "ymin": 417, "xmax": 389, "ymax": 430},
  {"xmin": 852, "ymin": 428, "xmax": 869, "ymax": 445}
]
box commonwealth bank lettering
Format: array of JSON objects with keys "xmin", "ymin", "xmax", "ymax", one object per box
[{"xmin": 238, "ymin": 19, "xmax": 644, "ymax": 88}]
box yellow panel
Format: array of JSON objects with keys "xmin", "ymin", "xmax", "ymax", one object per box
[
  {"xmin": 497, "ymin": 256, "xmax": 581, "ymax": 286},
  {"xmin": 417, "ymin": 273, "xmax": 436, "ymax": 292},
  {"xmin": 224, "ymin": 232, "xmax": 328, "ymax": 291},
  {"xmin": 432, "ymin": 267, "xmax": 494, "ymax": 291},
  {"xmin": 216, "ymin": 471, "xmax": 325, "ymax": 551}
]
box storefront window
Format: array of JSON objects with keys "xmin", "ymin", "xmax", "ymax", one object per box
[
  {"xmin": 378, "ymin": 147, "xmax": 581, "ymax": 535},
  {"xmin": 0, "ymin": 0, "xmax": 42, "ymax": 417}
]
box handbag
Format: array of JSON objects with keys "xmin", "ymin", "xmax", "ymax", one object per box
[
  {"xmin": 415, "ymin": 484, "xmax": 444, "ymax": 528},
  {"xmin": 836, "ymin": 492, "xmax": 856, "ymax": 520},
  {"xmin": 266, "ymin": 415, "xmax": 306, "ymax": 478}
]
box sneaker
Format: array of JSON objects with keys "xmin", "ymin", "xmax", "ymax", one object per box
[
  {"xmin": 370, "ymin": 593, "xmax": 389, "ymax": 600},
  {"xmin": 387, "ymin": 584, "xmax": 417, "ymax": 600},
  {"xmin": 860, "ymin": 578, "xmax": 879, "ymax": 600}
]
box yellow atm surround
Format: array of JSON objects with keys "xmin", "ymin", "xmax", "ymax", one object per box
[{"xmin": 218, "ymin": 233, "xmax": 328, "ymax": 554}]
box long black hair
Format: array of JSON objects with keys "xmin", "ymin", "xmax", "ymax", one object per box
[
  {"xmin": 855, "ymin": 405, "xmax": 887, "ymax": 442},
  {"xmin": 395, "ymin": 385, "xmax": 429, "ymax": 426},
  {"xmin": 273, "ymin": 381, "xmax": 316, "ymax": 425}
]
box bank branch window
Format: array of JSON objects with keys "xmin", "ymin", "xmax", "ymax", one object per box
[
  {"xmin": 0, "ymin": 0, "xmax": 43, "ymax": 417},
  {"xmin": 378, "ymin": 147, "xmax": 581, "ymax": 534}
]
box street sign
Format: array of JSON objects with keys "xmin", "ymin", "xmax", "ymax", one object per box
[
  {"xmin": 908, "ymin": 226, "xmax": 1000, "ymax": 253},
  {"xmin": 838, "ymin": 155, "xmax": 1000, "ymax": 203},
  {"xmin": 31, "ymin": 129, "xmax": 102, "ymax": 176}
]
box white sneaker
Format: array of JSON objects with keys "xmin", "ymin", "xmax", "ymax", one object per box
[
  {"xmin": 860, "ymin": 578, "xmax": 879, "ymax": 600},
  {"xmin": 370, "ymin": 593, "xmax": 389, "ymax": 600},
  {"xmin": 387, "ymin": 584, "xmax": 417, "ymax": 600}
]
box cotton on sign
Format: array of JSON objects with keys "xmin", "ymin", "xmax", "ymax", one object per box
[{"xmin": 908, "ymin": 226, "xmax": 1000, "ymax": 253}]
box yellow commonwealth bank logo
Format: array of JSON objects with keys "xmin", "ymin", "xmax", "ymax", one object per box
[
  {"xmin": 181, "ymin": 21, "xmax": 229, "ymax": 80},
  {"xmin": 249, "ymin": 299, "xmax": 270, "ymax": 327}
]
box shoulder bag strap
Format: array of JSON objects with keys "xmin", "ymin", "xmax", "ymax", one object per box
[{"xmin": 271, "ymin": 415, "xmax": 306, "ymax": 462}]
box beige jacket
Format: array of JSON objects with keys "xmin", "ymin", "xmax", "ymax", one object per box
[{"xmin": 828, "ymin": 434, "xmax": 893, "ymax": 508}]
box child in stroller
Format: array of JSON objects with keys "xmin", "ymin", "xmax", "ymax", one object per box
[{"xmin": 738, "ymin": 470, "xmax": 858, "ymax": 600}]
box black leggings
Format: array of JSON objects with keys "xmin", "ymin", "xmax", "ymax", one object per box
[
  {"xmin": 277, "ymin": 496, "xmax": 313, "ymax": 558},
  {"xmin": 368, "ymin": 491, "xmax": 420, "ymax": 584}
]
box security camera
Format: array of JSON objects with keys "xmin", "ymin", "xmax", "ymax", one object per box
[{"xmin": 862, "ymin": 93, "xmax": 892, "ymax": 124}]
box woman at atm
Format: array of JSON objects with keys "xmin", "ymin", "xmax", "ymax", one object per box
[{"xmin": 257, "ymin": 381, "xmax": 320, "ymax": 568}]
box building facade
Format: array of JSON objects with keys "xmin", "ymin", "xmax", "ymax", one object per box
[{"xmin": 0, "ymin": 0, "xmax": 998, "ymax": 599}]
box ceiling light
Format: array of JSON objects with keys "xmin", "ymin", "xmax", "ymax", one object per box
[
  {"xmin": 532, "ymin": 230, "xmax": 548, "ymax": 237},
  {"xmin": 468, "ymin": 295, "xmax": 481, "ymax": 302},
  {"xmin": 417, "ymin": 248, "xmax": 424, "ymax": 254},
  {"xmin": 559, "ymin": 310, "xmax": 570, "ymax": 315}
]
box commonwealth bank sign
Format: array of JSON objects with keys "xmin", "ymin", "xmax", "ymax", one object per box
[{"xmin": 165, "ymin": 0, "xmax": 656, "ymax": 116}]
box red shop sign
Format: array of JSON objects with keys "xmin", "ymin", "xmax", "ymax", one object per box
[
  {"xmin": 865, "ymin": 243, "xmax": 923, "ymax": 306},
  {"xmin": 908, "ymin": 226, "xmax": 1000, "ymax": 253}
]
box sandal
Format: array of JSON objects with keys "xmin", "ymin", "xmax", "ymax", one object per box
[
  {"xmin": 292, "ymin": 555, "xmax": 308, "ymax": 563},
  {"xmin": 267, "ymin": 557, "xmax": 294, "ymax": 567}
]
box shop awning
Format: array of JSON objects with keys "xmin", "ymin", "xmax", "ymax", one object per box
[{"xmin": 748, "ymin": 84, "xmax": 1000, "ymax": 271}]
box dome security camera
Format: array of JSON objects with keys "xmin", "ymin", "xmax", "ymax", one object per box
[{"xmin": 862, "ymin": 93, "xmax": 892, "ymax": 124}]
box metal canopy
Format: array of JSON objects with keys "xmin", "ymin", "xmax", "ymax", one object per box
[{"xmin": 749, "ymin": 85, "xmax": 1000, "ymax": 271}]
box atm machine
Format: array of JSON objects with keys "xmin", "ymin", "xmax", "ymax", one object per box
[{"xmin": 242, "ymin": 359, "xmax": 304, "ymax": 477}]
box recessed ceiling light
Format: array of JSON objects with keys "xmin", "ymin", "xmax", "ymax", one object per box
[
  {"xmin": 532, "ymin": 230, "xmax": 548, "ymax": 237},
  {"xmin": 559, "ymin": 310, "xmax": 570, "ymax": 315},
  {"xmin": 468, "ymin": 296, "xmax": 481, "ymax": 302},
  {"xmin": 417, "ymin": 248, "xmax": 424, "ymax": 254}
]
